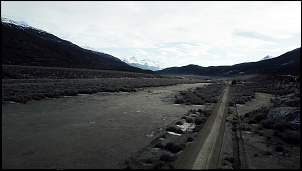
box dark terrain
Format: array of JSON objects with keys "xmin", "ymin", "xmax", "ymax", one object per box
[{"xmin": 158, "ymin": 48, "xmax": 300, "ymax": 77}]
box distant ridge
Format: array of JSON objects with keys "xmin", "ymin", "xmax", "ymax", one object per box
[
  {"xmin": 158, "ymin": 47, "xmax": 300, "ymax": 77},
  {"xmin": 1, "ymin": 17, "xmax": 153, "ymax": 73}
]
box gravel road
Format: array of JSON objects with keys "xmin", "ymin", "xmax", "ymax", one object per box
[{"xmin": 174, "ymin": 82, "xmax": 230, "ymax": 169}]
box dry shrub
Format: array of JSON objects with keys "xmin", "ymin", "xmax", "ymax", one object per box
[
  {"xmin": 154, "ymin": 143, "xmax": 164, "ymax": 148},
  {"xmin": 187, "ymin": 137, "xmax": 194, "ymax": 142}
]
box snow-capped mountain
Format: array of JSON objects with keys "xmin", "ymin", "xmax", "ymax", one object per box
[
  {"xmin": 118, "ymin": 56, "xmax": 166, "ymax": 71},
  {"xmin": 259, "ymin": 55, "xmax": 274, "ymax": 61},
  {"xmin": 1, "ymin": 17, "xmax": 29, "ymax": 27},
  {"xmin": 1, "ymin": 17, "xmax": 46, "ymax": 34}
]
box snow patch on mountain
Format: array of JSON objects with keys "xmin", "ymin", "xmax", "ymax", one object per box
[
  {"xmin": 1, "ymin": 17, "xmax": 48, "ymax": 35},
  {"xmin": 259, "ymin": 55, "xmax": 274, "ymax": 61},
  {"xmin": 118, "ymin": 56, "xmax": 166, "ymax": 71}
]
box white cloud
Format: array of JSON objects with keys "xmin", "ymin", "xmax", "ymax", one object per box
[
  {"xmin": 226, "ymin": 52, "xmax": 246, "ymax": 59},
  {"xmin": 1, "ymin": 1, "xmax": 300, "ymax": 67}
]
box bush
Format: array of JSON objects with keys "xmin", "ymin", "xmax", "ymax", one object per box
[
  {"xmin": 275, "ymin": 145, "xmax": 285, "ymax": 152},
  {"xmin": 154, "ymin": 143, "xmax": 164, "ymax": 148},
  {"xmin": 160, "ymin": 154, "xmax": 175, "ymax": 162},
  {"xmin": 187, "ymin": 137, "xmax": 194, "ymax": 142},
  {"xmin": 78, "ymin": 89, "xmax": 93, "ymax": 94},
  {"xmin": 171, "ymin": 144, "xmax": 184, "ymax": 153},
  {"xmin": 174, "ymin": 97, "xmax": 185, "ymax": 104},
  {"xmin": 153, "ymin": 161, "xmax": 167, "ymax": 169},
  {"xmin": 264, "ymin": 151, "xmax": 272, "ymax": 155},
  {"xmin": 225, "ymin": 156, "xmax": 235, "ymax": 164},
  {"xmin": 254, "ymin": 113, "xmax": 266, "ymax": 122},
  {"xmin": 176, "ymin": 121, "xmax": 183, "ymax": 125},
  {"xmin": 32, "ymin": 93, "xmax": 45, "ymax": 100},
  {"xmin": 248, "ymin": 119, "xmax": 257, "ymax": 124},
  {"xmin": 282, "ymin": 130, "xmax": 300, "ymax": 145},
  {"xmin": 165, "ymin": 126, "xmax": 183, "ymax": 134},
  {"xmin": 273, "ymin": 121, "xmax": 291, "ymax": 132},
  {"xmin": 193, "ymin": 127, "xmax": 201, "ymax": 132},
  {"xmin": 194, "ymin": 117, "xmax": 206, "ymax": 125},
  {"xmin": 65, "ymin": 90, "xmax": 78, "ymax": 96},
  {"xmin": 260, "ymin": 119, "xmax": 275, "ymax": 129},
  {"xmin": 186, "ymin": 117, "xmax": 193, "ymax": 123},
  {"xmin": 164, "ymin": 142, "xmax": 176, "ymax": 151}
]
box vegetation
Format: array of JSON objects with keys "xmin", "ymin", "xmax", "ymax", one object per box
[
  {"xmin": 2, "ymin": 66, "xmax": 206, "ymax": 104},
  {"xmin": 174, "ymin": 82, "xmax": 226, "ymax": 105}
]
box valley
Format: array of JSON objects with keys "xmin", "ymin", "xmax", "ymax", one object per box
[
  {"xmin": 1, "ymin": 16, "xmax": 300, "ymax": 169},
  {"xmin": 2, "ymin": 72, "xmax": 300, "ymax": 169}
]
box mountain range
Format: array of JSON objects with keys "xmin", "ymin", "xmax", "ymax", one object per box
[
  {"xmin": 1, "ymin": 17, "xmax": 153, "ymax": 74},
  {"xmin": 2, "ymin": 17, "xmax": 300, "ymax": 77},
  {"xmin": 158, "ymin": 48, "xmax": 300, "ymax": 77}
]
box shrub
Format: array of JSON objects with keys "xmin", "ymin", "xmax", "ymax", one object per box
[
  {"xmin": 174, "ymin": 97, "xmax": 185, "ymax": 104},
  {"xmin": 165, "ymin": 126, "xmax": 176, "ymax": 132},
  {"xmin": 154, "ymin": 143, "xmax": 164, "ymax": 148},
  {"xmin": 264, "ymin": 151, "xmax": 272, "ymax": 155},
  {"xmin": 275, "ymin": 145, "xmax": 285, "ymax": 152},
  {"xmin": 186, "ymin": 117, "xmax": 193, "ymax": 123},
  {"xmin": 248, "ymin": 119, "xmax": 257, "ymax": 124},
  {"xmin": 229, "ymin": 100, "xmax": 235, "ymax": 106},
  {"xmin": 266, "ymin": 136, "xmax": 272, "ymax": 141},
  {"xmin": 65, "ymin": 90, "xmax": 78, "ymax": 96},
  {"xmin": 194, "ymin": 118, "xmax": 205, "ymax": 125},
  {"xmin": 32, "ymin": 93, "xmax": 45, "ymax": 100},
  {"xmin": 164, "ymin": 142, "xmax": 176, "ymax": 151},
  {"xmin": 78, "ymin": 89, "xmax": 93, "ymax": 94},
  {"xmin": 176, "ymin": 121, "xmax": 183, "ymax": 125},
  {"xmin": 187, "ymin": 137, "xmax": 194, "ymax": 142},
  {"xmin": 273, "ymin": 121, "xmax": 291, "ymax": 132},
  {"xmin": 160, "ymin": 154, "xmax": 175, "ymax": 162},
  {"xmin": 144, "ymin": 158, "xmax": 153, "ymax": 164},
  {"xmin": 282, "ymin": 130, "xmax": 300, "ymax": 145},
  {"xmin": 193, "ymin": 127, "xmax": 201, "ymax": 132},
  {"xmin": 153, "ymin": 161, "xmax": 167, "ymax": 169},
  {"xmin": 225, "ymin": 156, "xmax": 235, "ymax": 164},
  {"xmin": 254, "ymin": 113, "xmax": 266, "ymax": 122},
  {"xmin": 260, "ymin": 119, "xmax": 275, "ymax": 129},
  {"xmin": 171, "ymin": 144, "xmax": 184, "ymax": 153}
]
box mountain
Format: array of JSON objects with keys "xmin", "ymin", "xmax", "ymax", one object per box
[
  {"xmin": 158, "ymin": 47, "xmax": 300, "ymax": 77},
  {"xmin": 118, "ymin": 56, "xmax": 165, "ymax": 71},
  {"xmin": 259, "ymin": 55, "xmax": 274, "ymax": 61},
  {"xmin": 1, "ymin": 17, "xmax": 152, "ymax": 73}
]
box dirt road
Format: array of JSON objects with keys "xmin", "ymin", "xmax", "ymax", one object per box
[
  {"xmin": 2, "ymin": 82, "xmax": 209, "ymax": 169},
  {"xmin": 174, "ymin": 82, "xmax": 230, "ymax": 169}
]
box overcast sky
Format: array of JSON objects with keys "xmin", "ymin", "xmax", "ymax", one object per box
[{"xmin": 1, "ymin": 1, "xmax": 301, "ymax": 68}]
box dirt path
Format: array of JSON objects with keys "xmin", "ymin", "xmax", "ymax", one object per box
[
  {"xmin": 174, "ymin": 82, "xmax": 230, "ymax": 169},
  {"xmin": 2, "ymin": 82, "xmax": 209, "ymax": 169}
]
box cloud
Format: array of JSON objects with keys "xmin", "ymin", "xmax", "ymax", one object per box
[
  {"xmin": 1, "ymin": 1, "xmax": 300, "ymax": 67},
  {"xmin": 226, "ymin": 52, "xmax": 246, "ymax": 59}
]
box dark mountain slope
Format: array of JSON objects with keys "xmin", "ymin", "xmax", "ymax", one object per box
[
  {"xmin": 158, "ymin": 47, "xmax": 300, "ymax": 77},
  {"xmin": 1, "ymin": 19, "xmax": 152, "ymax": 73}
]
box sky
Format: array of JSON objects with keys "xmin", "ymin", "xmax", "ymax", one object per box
[{"xmin": 1, "ymin": 1, "xmax": 301, "ymax": 68}]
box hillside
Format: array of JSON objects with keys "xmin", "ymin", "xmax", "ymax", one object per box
[
  {"xmin": 1, "ymin": 18, "xmax": 152, "ymax": 74},
  {"xmin": 158, "ymin": 48, "xmax": 300, "ymax": 77}
]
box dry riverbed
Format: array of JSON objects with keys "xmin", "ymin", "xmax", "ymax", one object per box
[{"xmin": 2, "ymin": 82, "xmax": 210, "ymax": 169}]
